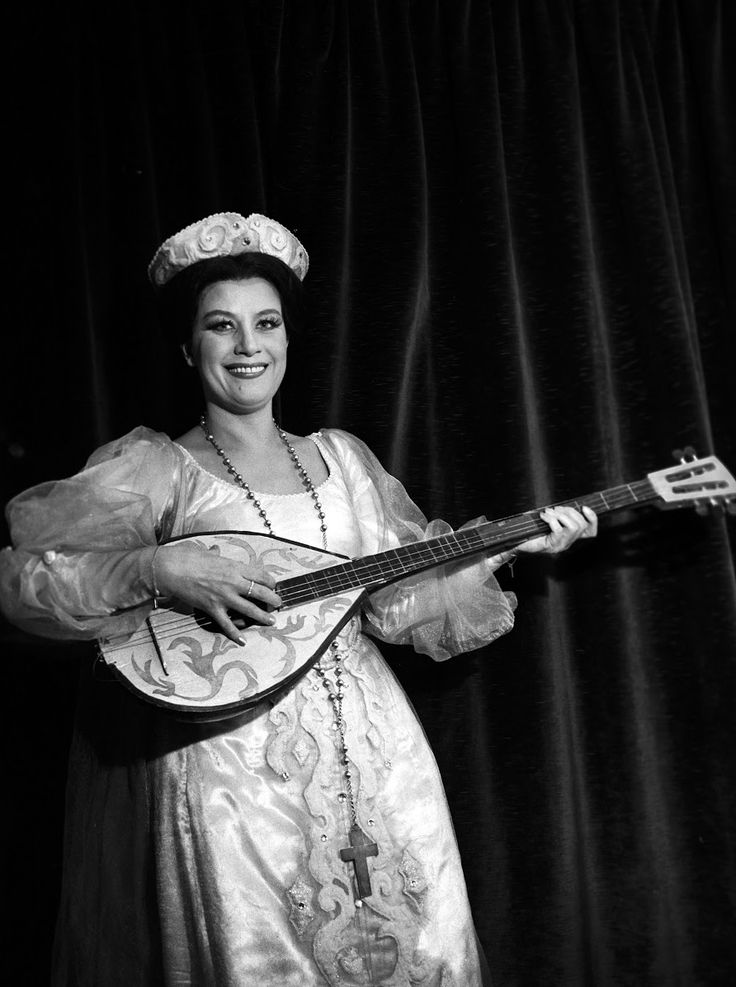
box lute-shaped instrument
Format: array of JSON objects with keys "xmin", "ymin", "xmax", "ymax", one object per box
[{"xmin": 99, "ymin": 450, "xmax": 735, "ymax": 720}]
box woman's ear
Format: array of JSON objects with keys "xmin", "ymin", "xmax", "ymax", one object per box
[{"xmin": 180, "ymin": 342, "xmax": 194, "ymax": 367}]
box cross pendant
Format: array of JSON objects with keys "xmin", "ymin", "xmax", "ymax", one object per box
[{"xmin": 339, "ymin": 823, "xmax": 378, "ymax": 900}]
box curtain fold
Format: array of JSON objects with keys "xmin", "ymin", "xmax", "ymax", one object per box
[{"xmin": 3, "ymin": 2, "xmax": 734, "ymax": 984}]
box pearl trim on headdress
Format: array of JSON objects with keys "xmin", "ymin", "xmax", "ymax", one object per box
[{"xmin": 148, "ymin": 212, "xmax": 309, "ymax": 286}]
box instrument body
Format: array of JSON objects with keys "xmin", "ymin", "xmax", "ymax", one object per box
[
  {"xmin": 99, "ymin": 452, "xmax": 736, "ymax": 719},
  {"xmin": 101, "ymin": 532, "xmax": 363, "ymax": 720}
]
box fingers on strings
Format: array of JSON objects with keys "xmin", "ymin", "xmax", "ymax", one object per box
[
  {"xmin": 213, "ymin": 571, "xmax": 282, "ymax": 643},
  {"xmin": 539, "ymin": 505, "xmax": 597, "ymax": 547}
]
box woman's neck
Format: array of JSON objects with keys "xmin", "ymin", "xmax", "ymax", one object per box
[{"xmin": 203, "ymin": 404, "xmax": 281, "ymax": 453}]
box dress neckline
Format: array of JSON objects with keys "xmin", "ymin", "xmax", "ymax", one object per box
[{"xmin": 173, "ymin": 431, "xmax": 335, "ymax": 499}]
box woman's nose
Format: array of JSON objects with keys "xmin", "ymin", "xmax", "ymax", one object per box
[{"xmin": 234, "ymin": 327, "xmax": 261, "ymax": 355}]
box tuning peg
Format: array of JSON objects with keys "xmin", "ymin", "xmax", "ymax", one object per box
[{"xmin": 672, "ymin": 446, "xmax": 699, "ymax": 464}]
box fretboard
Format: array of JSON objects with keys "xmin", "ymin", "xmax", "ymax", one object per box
[{"xmin": 275, "ymin": 477, "xmax": 659, "ymax": 608}]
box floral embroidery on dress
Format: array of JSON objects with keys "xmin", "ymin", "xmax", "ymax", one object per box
[
  {"xmin": 263, "ymin": 632, "xmax": 451, "ymax": 986},
  {"xmin": 292, "ymin": 735, "xmax": 314, "ymax": 767},
  {"xmin": 286, "ymin": 876, "xmax": 317, "ymax": 938},
  {"xmin": 398, "ymin": 850, "xmax": 429, "ymax": 911},
  {"xmin": 265, "ymin": 700, "xmax": 298, "ymax": 779}
]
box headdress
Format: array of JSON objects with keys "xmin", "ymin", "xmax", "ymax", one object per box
[{"xmin": 148, "ymin": 212, "xmax": 309, "ymax": 286}]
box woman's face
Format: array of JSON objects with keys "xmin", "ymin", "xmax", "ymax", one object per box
[{"xmin": 186, "ymin": 277, "xmax": 288, "ymax": 415}]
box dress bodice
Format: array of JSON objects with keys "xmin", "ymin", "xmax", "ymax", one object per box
[{"xmin": 172, "ymin": 433, "xmax": 364, "ymax": 559}]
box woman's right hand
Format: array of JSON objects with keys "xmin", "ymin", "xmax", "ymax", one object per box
[{"xmin": 152, "ymin": 541, "xmax": 282, "ymax": 644}]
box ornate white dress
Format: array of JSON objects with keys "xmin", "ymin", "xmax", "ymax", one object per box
[{"xmin": 0, "ymin": 427, "xmax": 515, "ymax": 987}]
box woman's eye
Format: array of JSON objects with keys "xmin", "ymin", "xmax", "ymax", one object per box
[
  {"xmin": 207, "ymin": 320, "xmax": 235, "ymax": 333},
  {"xmin": 258, "ymin": 317, "xmax": 282, "ymax": 330}
]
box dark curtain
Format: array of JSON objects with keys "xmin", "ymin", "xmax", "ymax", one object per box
[{"xmin": 3, "ymin": 1, "xmax": 735, "ymax": 984}]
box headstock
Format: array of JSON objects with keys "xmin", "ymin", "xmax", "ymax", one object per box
[{"xmin": 648, "ymin": 448, "xmax": 736, "ymax": 514}]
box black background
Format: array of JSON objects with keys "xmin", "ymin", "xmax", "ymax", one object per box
[{"xmin": 3, "ymin": 2, "xmax": 735, "ymax": 984}]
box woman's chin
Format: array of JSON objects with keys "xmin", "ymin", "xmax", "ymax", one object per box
[{"xmin": 206, "ymin": 392, "xmax": 276, "ymax": 417}]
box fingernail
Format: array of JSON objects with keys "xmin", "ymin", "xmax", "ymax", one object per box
[
  {"xmin": 269, "ymin": 616, "xmax": 276, "ymax": 625},
  {"xmin": 237, "ymin": 636, "xmax": 246, "ymax": 645}
]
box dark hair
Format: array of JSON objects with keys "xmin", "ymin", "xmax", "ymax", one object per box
[{"xmin": 156, "ymin": 252, "xmax": 306, "ymax": 346}]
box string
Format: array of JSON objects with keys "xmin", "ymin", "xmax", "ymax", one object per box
[
  {"xmin": 276, "ymin": 479, "xmax": 658, "ymax": 605},
  {"xmin": 104, "ymin": 478, "xmax": 658, "ymax": 654}
]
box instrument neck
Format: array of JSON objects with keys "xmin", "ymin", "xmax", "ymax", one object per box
[{"xmin": 276, "ymin": 477, "xmax": 659, "ymax": 606}]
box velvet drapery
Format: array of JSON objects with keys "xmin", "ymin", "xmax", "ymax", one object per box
[{"xmin": 3, "ymin": 2, "xmax": 735, "ymax": 984}]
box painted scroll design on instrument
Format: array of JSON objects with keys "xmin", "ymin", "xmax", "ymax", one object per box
[
  {"xmin": 152, "ymin": 633, "xmax": 245, "ymax": 702},
  {"xmin": 121, "ymin": 535, "xmax": 358, "ymax": 706}
]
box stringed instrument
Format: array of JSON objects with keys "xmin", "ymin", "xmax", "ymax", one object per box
[{"xmin": 99, "ymin": 450, "xmax": 736, "ymax": 720}]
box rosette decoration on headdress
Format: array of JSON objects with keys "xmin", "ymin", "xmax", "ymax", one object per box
[{"xmin": 148, "ymin": 212, "xmax": 309, "ymax": 286}]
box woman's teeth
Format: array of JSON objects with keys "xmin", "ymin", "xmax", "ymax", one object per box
[{"xmin": 228, "ymin": 364, "xmax": 267, "ymax": 377}]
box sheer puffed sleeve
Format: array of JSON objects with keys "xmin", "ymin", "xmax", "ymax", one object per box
[
  {"xmin": 0, "ymin": 427, "xmax": 182, "ymax": 641},
  {"xmin": 318, "ymin": 429, "xmax": 516, "ymax": 661}
]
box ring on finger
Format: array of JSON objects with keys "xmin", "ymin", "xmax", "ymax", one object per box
[{"xmin": 245, "ymin": 578, "xmax": 255, "ymax": 599}]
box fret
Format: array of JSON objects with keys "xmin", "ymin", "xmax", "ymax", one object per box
[{"xmin": 276, "ymin": 477, "xmax": 660, "ymax": 606}]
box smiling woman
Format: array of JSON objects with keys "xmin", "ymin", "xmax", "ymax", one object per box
[
  {"xmin": 0, "ymin": 211, "xmax": 596, "ymax": 986},
  {"xmin": 184, "ymin": 278, "xmax": 290, "ymax": 416}
]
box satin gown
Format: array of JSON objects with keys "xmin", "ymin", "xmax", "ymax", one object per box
[{"xmin": 0, "ymin": 427, "xmax": 516, "ymax": 986}]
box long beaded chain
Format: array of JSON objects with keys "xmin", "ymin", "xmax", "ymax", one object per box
[
  {"xmin": 200, "ymin": 416, "xmax": 376, "ymax": 899},
  {"xmin": 199, "ymin": 415, "xmax": 328, "ymax": 550},
  {"xmin": 316, "ymin": 639, "xmax": 379, "ymax": 906},
  {"xmin": 317, "ymin": 643, "xmax": 353, "ymax": 809}
]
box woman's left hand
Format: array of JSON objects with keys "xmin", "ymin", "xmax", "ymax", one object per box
[{"xmin": 515, "ymin": 504, "xmax": 598, "ymax": 555}]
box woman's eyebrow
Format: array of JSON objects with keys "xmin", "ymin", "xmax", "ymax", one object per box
[
  {"xmin": 201, "ymin": 307, "xmax": 282, "ymax": 319},
  {"xmin": 201, "ymin": 308, "xmax": 236, "ymax": 319}
]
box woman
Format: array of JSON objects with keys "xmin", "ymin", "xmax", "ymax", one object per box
[{"xmin": 0, "ymin": 213, "xmax": 596, "ymax": 986}]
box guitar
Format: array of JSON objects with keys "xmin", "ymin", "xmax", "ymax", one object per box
[{"xmin": 99, "ymin": 451, "xmax": 735, "ymax": 720}]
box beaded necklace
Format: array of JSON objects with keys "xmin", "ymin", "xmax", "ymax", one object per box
[
  {"xmin": 199, "ymin": 414, "xmax": 378, "ymax": 903},
  {"xmin": 199, "ymin": 415, "xmax": 328, "ymax": 550}
]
